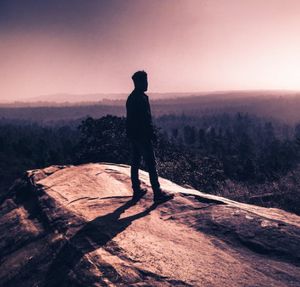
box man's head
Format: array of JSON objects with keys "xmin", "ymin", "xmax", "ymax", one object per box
[{"xmin": 132, "ymin": 70, "xmax": 148, "ymax": 92}]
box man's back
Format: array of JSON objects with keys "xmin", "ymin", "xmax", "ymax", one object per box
[{"xmin": 126, "ymin": 90, "xmax": 154, "ymax": 141}]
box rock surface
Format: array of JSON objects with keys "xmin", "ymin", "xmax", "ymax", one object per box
[{"xmin": 0, "ymin": 163, "xmax": 300, "ymax": 287}]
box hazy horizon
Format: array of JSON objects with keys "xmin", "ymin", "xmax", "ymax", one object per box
[
  {"xmin": 1, "ymin": 89, "xmax": 300, "ymax": 105},
  {"xmin": 1, "ymin": 0, "xmax": 300, "ymax": 101}
]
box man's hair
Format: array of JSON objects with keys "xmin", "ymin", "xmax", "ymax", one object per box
[{"xmin": 132, "ymin": 70, "xmax": 147, "ymax": 86}]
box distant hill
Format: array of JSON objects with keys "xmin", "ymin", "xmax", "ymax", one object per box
[
  {"xmin": 1, "ymin": 90, "xmax": 300, "ymax": 124},
  {"xmin": 23, "ymin": 92, "xmax": 207, "ymax": 104},
  {"xmin": 26, "ymin": 92, "xmax": 127, "ymax": 103},
  {"xmin": 1, "ymin": 89, "xmax": 299, "ymax": 105},
  {"xmin": 5, "ymin": 90, "xmax": 286, "ymax": 105}
]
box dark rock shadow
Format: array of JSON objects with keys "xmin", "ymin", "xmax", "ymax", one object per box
[{"xmin": 44, "ymin": 196, "xmax": 160, "ymax": 286}]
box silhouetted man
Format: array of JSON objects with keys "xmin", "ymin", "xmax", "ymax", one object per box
[{"xmin": 126, "ymin": 71, "xmax": 173, "ymax": 202}]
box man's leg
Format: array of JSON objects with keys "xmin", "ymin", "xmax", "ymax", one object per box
[
  {"xmin": 141, "ymin": 140, "xmax": 174, "ymax": 202},
  {"xmin": 141, "ymin": 141, "xmax": 161, "ymax": 193},
  {"xmin": 130, "ymin": 140, "xmax": 142, "ymax": 190}
]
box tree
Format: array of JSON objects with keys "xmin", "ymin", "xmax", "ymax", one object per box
[
  {"xmin": 183, "ymin": 125, "xmax": 196, "ymax": 145},
  {"xmin": 77, "ymin": 115, "xmax": 130, "ymax": 164}
]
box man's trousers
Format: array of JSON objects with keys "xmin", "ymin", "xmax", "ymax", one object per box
[{"xmin": 130, "ymin": 139, "xmax": 161, "ymax": 192}]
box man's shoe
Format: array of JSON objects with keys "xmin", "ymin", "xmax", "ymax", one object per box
[
  {"xmin": 153, "ymin": 190, "xmax": 174, "ymax": 203},
  {"xmin": 132, "ymin": 188, "xmax": 147, "ymax": 200}
]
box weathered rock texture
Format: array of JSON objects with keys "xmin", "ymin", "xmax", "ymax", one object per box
[{"xmin": 0, "ymin": 163, "xmax": 300, "ymax": 287}]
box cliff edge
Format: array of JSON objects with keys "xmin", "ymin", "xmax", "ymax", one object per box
[{"xmin": 1, "ymin": 163, "xmax": 300, "ymax": 286}]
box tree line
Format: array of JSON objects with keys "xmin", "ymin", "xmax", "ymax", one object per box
[{"xmin": 0, "ymin": 114, "xmax": 300, "ymax": 214}]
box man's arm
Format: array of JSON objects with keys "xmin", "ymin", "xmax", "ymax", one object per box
[
  {"xmin": 145, "ymin": 96, "xmax": 156, "ymax": 141},
  {"xmin": 126, "ymin": 95, "xmax": 144, "ymax": 139}
]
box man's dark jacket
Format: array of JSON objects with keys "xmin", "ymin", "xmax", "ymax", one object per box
[{"xmin": 126, "ymin": 90, "xmax": 155, "ymax": 141}]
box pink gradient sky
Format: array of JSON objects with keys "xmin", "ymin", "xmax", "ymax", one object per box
[{"xmin": 0, "ymin": 0, "xmax": 300, "ymax": 101}]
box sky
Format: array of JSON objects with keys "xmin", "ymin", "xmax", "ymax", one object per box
[{"xmin": 0, "ymin": 0, "xmax": 300, "ymax": 101}]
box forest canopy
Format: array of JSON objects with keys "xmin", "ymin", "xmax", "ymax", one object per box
[{"xmin": 1, "ymin": 112, "xmax": 300, "ymax": 214}]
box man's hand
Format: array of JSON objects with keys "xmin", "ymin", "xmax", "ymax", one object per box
[{"xmin": 151, "ymin": 132, "xmax": 158, "ymax": 145}]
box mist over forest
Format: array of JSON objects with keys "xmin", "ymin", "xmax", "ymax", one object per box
[
  {"xmin": 2, "ymin": 91, "xmax": 300, "ymax": 123},
  {"xmin": 1, "ymin": 91, "xmax": 300, "ymax": 215}
]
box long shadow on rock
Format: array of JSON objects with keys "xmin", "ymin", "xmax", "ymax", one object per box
[{"xmin": 45, "ymin": 196, "xmax": 160, "ymax": 287}]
